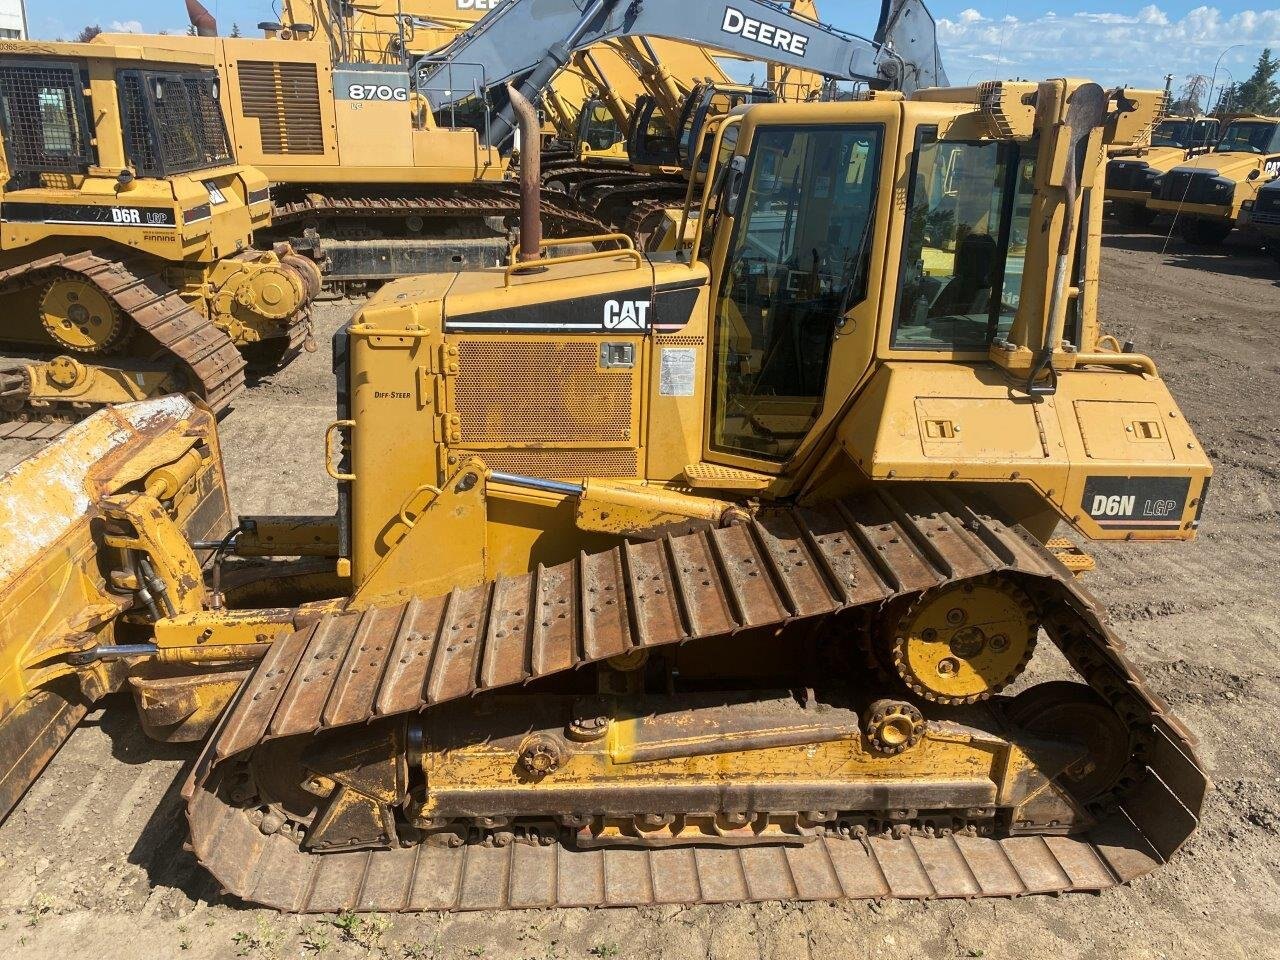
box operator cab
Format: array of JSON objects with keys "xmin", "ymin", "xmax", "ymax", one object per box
[
  {"xmin": 575, "ymin": 98, "xmax": 625, "ymax": 154},
  {"xmin": 704, "ymin": 108, "xmax": 1040, "ymax": 462},
  {"xmin": 1212, "ymin": 117, "xmax": 1280, "ymax": 155},
  {"xmin": 0, "ymin": 57, "xmax": 232, "ymax": 187},
  {"xmin": 1150, "ymin": 116, "xmax": 1219, "ymax": 150}
]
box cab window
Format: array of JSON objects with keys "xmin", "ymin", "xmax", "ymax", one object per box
[
  {"xmin": 711, "ymin": 124, "xmax": 883, "ymax": 461},
  {"xmin": 1214, "ymin": 121, "xmax": 1280, "ymax": 154},
  {"xmin": 1151, "ymin": 120, "xmax": 1193, "ymax": 149},
  {"xmin": 891, "ymin": 128, "xmax": 1034, "ymax": 351},
  {"xmin": 580, "ymin": 103, "xmax": 621, "ymax": 151}
]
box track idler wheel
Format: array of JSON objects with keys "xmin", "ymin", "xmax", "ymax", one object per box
[
  {"xmin": 1003, "ymin": 681, "xmax": 1138, "ymax": 808},
  {"xmin": 39, "ymin": 276, "xmax": 129, "ymax": 353},
  {"xmin": 885, "ymin": 575, "xmax": 1038, "ymax": 705},
  {"xmin": 862, "ymin": 699, "xmax": 925, "ymax": 756}
]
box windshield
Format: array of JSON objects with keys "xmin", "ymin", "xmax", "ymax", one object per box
[
  {"xmin": 1152, "ymin": 120, "xmax": 1194, "ymax": 148},
  {"xmin": 1214, "ymin": 121, "xmax": 1279, "ymax": 154}
]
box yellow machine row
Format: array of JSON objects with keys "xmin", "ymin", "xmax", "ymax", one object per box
[
  {"xmin": 1104, "ymin": 111, "xmax": 1218, "ymax": 228},
  {"xmin": 1146, "ymin": 113, "xmax": 1280, "ymax": 244},
  {"xmin": 98, "ymin": 2, "xmax": 736, "ymax": 289},
  {"xmin": 0, "ymin": 78, "xmax": 1210, "ymax": 911},
  {"xmin": 0, "ymin": 38, "xmax": 321, "ymax": 436}
]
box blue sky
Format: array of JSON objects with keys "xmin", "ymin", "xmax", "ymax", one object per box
[{"xmin": 30, "ymin": 1, "xmax": 1280, "ymax": 95}]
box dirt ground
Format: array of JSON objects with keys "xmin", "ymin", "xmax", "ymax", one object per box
[{"xmin": 0, "ymin": 228, "xmax": 1277, "ymax": 960}]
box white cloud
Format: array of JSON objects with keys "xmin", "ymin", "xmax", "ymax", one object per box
[
  {"xmin": 1138, "ymin": 5, "xmax": 1170, "ymax": 27},
  {"xmin": 109, "ymin": 20, "xmax": 144, "ymax": 33},
  {"xmin": 938, "ymin": 5, "xmax": 1280, "ymax": 88}
]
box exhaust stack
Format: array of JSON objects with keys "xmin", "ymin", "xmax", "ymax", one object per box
[
  {"xmin": 186, "ymin": 0, "xmax": 218, "ymax": 36},
  {"xmin": 505, "ymin": 83, "xmax": 543, "ymax": 263}
]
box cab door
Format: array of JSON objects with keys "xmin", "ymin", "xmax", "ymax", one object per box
[{"xmin": 702, "ymin": 103, "xmax": 901, "ymax": 473}]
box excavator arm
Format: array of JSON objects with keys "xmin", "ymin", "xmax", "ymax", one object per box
[{"xmin": 417, "ymin": 0, "xmax": 946, "ymax": 148}]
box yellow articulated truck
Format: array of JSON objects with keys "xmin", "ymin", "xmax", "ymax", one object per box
[
  {"xmin": 1147, "ymin": 113, "xmax": 1280, "ymax": 244},
  {"xmin": 0, "ymin": 38, "xmax": 321, "ymax": 438},
  {"xmin": 0, "ymin": 77, "xmax": 1210, "ymax": 911},
  {"xmin": 1105, "ymin": 113, "xmax": 1218, "ymax": 228},
  {"xmin": 1244, "ymin": 176, "xmax": 1280, "ymax": 264}
]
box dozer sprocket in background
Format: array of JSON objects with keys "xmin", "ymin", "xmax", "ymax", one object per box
[
  {"xmin": 0, "ymin": 251, "xmax": 248, "ymax": 439},
  {"xmin": 186, "ymin": 486, "xmax": 1206, "ymax": 912}
]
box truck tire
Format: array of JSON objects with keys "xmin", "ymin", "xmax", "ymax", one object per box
[
  {"xmin": 1177, "ymin": 217, "xmax": 1233, "ymax": 247},
  {"xmin": 1114, "ymin": 201, "xmax": 1156, "ymax": 230}
]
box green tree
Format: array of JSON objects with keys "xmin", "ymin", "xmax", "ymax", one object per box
[
  {"xmin": 1234, "ymin": 49, "xmax": 1280, "ymax": 115},
  {"xmin": 230, "ymin": 23, "xmax": 242, "ymax": 38},
  {"xmin": 75, "ymin": 25, "xmax": 102, "ymax": 42}
]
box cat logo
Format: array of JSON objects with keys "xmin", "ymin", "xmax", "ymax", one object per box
[
  {"xmin": 603, "ymin": 299, "xmax": 651, "ymax": 330},
  {"xmin": 111, "ymin": 207, "xmax": 142, "ymax": 224},
  {"xmin": 1265, "ymin": 157, "xmax": 1280, "ymax": 179}
]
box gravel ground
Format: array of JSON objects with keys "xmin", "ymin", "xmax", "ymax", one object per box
[{"xmin": 0, "ymin": 230, "xmax": 1277, "ymax": 960}]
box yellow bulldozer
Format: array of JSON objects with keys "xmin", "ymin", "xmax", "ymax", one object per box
[
  {"xmin": 0, "ymin": 38, "xmax": 321, "ymax": 439},
  {"xmin": 0, "ymin": 77, "xmax": 1210, "ymax": 911},
  {"xmin": 102, "ymin": 1, "xmax": 736, "ymax": 291}
]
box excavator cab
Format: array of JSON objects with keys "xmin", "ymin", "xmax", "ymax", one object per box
[
  {"xmin": 675, "ymin": 83, "xmax": 775, "ymax": 169},
  {"xmin": 626, "ymin": 94, "xmax": 681, "ymax": 168},
  {"xmin": 576, "ymin": 98, "xmax": 625, "ymax": 152}
]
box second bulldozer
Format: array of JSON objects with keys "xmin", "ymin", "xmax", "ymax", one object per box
[
  {"xmin": 0, "ymin": 38, "xmax": 321, "ymax": 438},
  {"xmin": 0, "ymin": 77, "xmax": 1209, "ymax": 911}
]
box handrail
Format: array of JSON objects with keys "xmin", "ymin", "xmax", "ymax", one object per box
[
  {"xmin": 503, "ymin": 236, "xmax": 644, "ymax": 286},
  {"xmin": 398, "ymin": 484, "xmax": 444, "ymax": 530},
  {"xmin": 1073, "ymin": 352, "xmax": 1159, "ymax": 377},
  {"xmin": 324, "ymin": 420, "xmax": 356, "ymax": 482}
]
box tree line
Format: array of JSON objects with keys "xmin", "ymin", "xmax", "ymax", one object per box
[{"xmin": 1169, "ymin": 49, "xmax": 1280, "ymax": 117}]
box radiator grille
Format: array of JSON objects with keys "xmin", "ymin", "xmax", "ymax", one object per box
[
  {"xmin": 454, "ymin": 341, "xmax": 635, "ymax": 444},
  {"xmin": 1105, "ymin": 161, "xmax": 1155, "ymax": 193},
  {"xmin": 465, "ymin": 449, "xmax": 638, "ymax": 479},
  {"xmin": 238, "ymin": 61, "xmax": 325, "ymax": 155},
  {"xmin": 1156, "ymin": 170, "xmax": 1228, "ymax": 206},
  {"xmin": 655, "ymin": 335, "xmax": 705, "ymax": 347}
]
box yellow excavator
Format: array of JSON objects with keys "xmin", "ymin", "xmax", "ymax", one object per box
[
  {"xmin": 0, "ymin": 77, "xmax": 1209, "ymax": 910},
  {"xmin": 0, "ymin": 37, "xmax": 321, "ymax": 439}
]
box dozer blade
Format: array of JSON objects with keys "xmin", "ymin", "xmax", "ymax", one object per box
[
  {"xmin": 187, "ymin": 486, "xmax": 1208, "ymax": 912},
  {"xmin": 0, "ymin": 396, "xmax": 232, "ymax": 821}
]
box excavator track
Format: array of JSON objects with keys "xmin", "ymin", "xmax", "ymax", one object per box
[
  {"xmin": 186, "ymin": 485, "xmax": 1206, "ymax": 912},
  {"xmin": 269, "ymin": 184, "xmax": 611, "ymax": 241},
  {"xmin": 0, "ymin": 251, "xmax": 247, "ymax": 435}
]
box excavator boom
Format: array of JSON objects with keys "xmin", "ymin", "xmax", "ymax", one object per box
[{"xmin": 419, "ymin": 0, "xmax": 947, "ymax": 147}]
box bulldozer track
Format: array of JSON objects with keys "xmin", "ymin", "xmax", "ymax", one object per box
[
  {"xmin": 269, "ymin": 184, "xmax": 611, "ymax": 240},
  {"xmin": 0, "ymin": 251, "xmax": 247, "ymax": 427},
  {"xmin": 186, "ymin": 485, "xmax": 1206, "ymax": 912}
]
